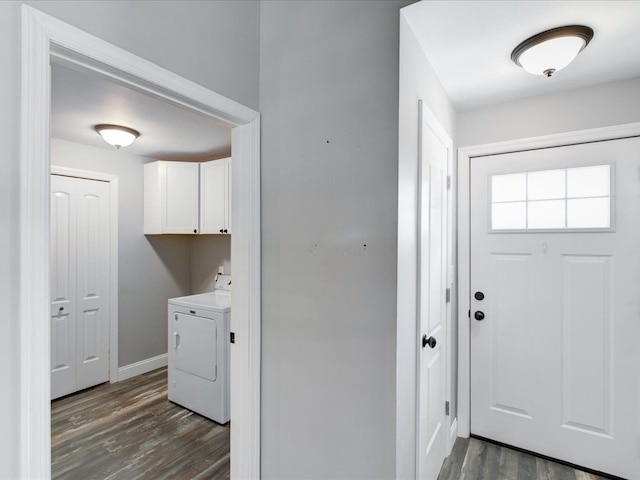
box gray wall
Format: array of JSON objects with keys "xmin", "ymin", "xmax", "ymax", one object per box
[
  {"xmin": 260, "ymin": 1, "xmax": 410, "ymax": 478},
  {"xmin": 191, "ymin": 235, "xmax": 231, "ymax": 294},
  {"xmin": 396, "ymin": 9, "xmax": 457, "ymax": 479},
  {"xmin": 26, "ymin": 0, "xmax": 260, "ymax": 111},
  {"xmin": 0, "ymin": 3, "xmax": 21, "ymax": 477},
  {"xmin": 1, "ymin": 2, "xmax": 258, "ymax": 476},
  {"xmin": 52, "ymin": 138, "xmax": 193, "ymax": 367},
  {"xmin": 458, "ymin": 77, "xmax": 640, "ymax": 147}
]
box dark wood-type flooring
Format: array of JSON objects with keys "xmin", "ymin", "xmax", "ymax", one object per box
[
  {"xmin": 438, "ymin": 437, "xmax": 612, "ymax": 480},
  {"xmin": 52, "ymin": 367, "xmax": 229, "ymax": 480},
  {"xmin": 54, "ymin": 370, "xmax": 613, "ymax": 480}
]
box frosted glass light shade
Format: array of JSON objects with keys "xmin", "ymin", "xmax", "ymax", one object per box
[
  {"xmin": 94, "ymin": 124, "xmax": 140, "ymax": 149},
  {"xmin": 518, "ymin": 36, "xmax": 585, "ymax": 76},
  {"xmin": 511, "ymin": 25, "xmax": 593, "ymax": 77}
]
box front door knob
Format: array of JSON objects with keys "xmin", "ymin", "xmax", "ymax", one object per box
[
  {"xmin": 422, "ymin": 335, "xmax": 437, "ymax": 349},
  {"xmin": 474, "ymin": 311, "xmax": 485, "ymax": 321}
]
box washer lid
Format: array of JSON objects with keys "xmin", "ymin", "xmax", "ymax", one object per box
[{"xmin": 168, "ymin": 292, "xmax": 230, "ymax": 312}]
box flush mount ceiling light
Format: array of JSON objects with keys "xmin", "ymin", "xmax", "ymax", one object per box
[
  {"xmin": 94, "ymin": 124, "xmax": 140, "ymax": 149},
  {"xmin": 511, "ymin": 25, "xmax": 594, "ymax": 77}
]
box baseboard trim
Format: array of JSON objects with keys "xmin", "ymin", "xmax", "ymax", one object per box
[{"xmin": 117, "ymin": 353, "xmax": 168, "ymax": 382}]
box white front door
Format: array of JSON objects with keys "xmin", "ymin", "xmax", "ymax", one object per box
[
  {"xmin": 417, "ymin": 102, "xmax": 450, "ymax": 479},
  {"xmin": 470, "ymin": 137, "xmax": 640, "ymax": 479},
  {"xmin": 51, "ymin": 174, "xmax": 111, "ymax": 399}
]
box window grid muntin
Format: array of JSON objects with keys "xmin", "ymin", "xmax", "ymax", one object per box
[{"xmin": 491, "ymin": 164, "xmax": 612, "ymax": 231}]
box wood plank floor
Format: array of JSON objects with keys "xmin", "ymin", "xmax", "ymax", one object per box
[
  {"xmin": 438, "ymin": 437, "xmax": 612, "ymax": 480},
  {"xmin": 52, "ymin": 367, "xmax": 229, "ymax": 480}
]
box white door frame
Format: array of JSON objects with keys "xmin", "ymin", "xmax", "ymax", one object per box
[
  {"xmin": 50, "ymin": 166, "xmax": 119, "ymax": 385},
  {"xmin": 20, "ymin": 6, "xmax": 261, "ymax": 479},
  {"xmin": 456, "ymin": 122, "xmax": 640, "ymax": 438}
]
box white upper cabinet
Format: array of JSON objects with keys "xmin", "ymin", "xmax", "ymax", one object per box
[
  {"xmin": 144, "ymin": 159, "xmax": 231, "ymax": 235},
  {"xmin": 200, "ymin": 157, "xmax": 232, "ymax": 234},
  {"xmin": 144, "ymin": 161, "xmax": 200, "ymax": 234}
]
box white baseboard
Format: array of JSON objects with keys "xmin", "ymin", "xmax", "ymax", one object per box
[{"xmin": 117, "ymin": 353, "xmax": 168, "ymax": 382}]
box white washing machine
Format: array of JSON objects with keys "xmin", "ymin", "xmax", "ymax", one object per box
[{"xmin": 167, "ymin": 274, "xmax": 231, "ymax": 423}]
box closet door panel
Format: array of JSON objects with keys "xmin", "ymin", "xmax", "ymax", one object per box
[
  {"xmin": 51, "ymin": 175, "xmax": 78, "ymax": 399},
  {"xmin": 75, "ymin": 178, "xmax": 110, "ymax": 391}
]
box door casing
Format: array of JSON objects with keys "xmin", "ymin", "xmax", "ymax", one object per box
[
  {"xmin": 456, "ymin": 122, "xmax": 640, "ymax": 438},
  {"xmin": 20, "ymin": 6, "xmax": 261, "ymax": 479}
]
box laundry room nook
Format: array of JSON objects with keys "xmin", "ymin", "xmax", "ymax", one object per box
[{"xmin": 49, "ymin": 62, "xmax": 235, "ymax": 477}]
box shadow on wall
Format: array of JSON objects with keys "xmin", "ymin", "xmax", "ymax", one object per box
[
  {"xmin": 144, "ymin": 233, "xmax": 232, "ymax": 295},
  {"xmin": 191, "ymin": 234, "xmax": 232, "ymax": 294},
  {"xmin": 145, "ymin": 235, "xmax": 193, "ymax": 290}
]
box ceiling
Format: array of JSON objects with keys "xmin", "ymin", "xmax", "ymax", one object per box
[
  {"xmin": 404, "ymin": 1, "xmax": 640, "ymax": 112},
  {"xmin": 52, "ymin": 2, "xmax": 640, "ymax": 139},
  {"xmin": 51, "ymin": 64, "xmax": 232, "ymax": 160}
]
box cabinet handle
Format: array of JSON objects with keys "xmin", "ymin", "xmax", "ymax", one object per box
[
  {"xmin": 224, "ymin": 229, "xmax": 228, "ymax": 234},
  {"xmin": 193, "ymin": 229, "xmax": 197, "ymax": 234},
  {"xmin": 220, "ymin": 229, "xmax": 224, "ymax": 233}
]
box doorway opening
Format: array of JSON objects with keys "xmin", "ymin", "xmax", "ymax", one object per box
[{"xmin": 20, "ymin": 5, "xmax": 261, "ymax": 478}]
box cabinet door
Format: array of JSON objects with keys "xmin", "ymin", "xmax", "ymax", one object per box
[
  {"xmin": 200, "ymin": 159, "xmax": 227, "ymax": 234},
  {"xmin": 162, "ymin": 162, "xmax": 199, "ymax": 234},
  {"xmin": 225, "ymin": 157, "xmax": 232, "ymax": 234}
]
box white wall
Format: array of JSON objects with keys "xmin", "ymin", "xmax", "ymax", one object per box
[
  {"xmin": 458, "ymin": 77, "xmax": 640, "ymax": 147},
  {"xmin": 51, "ymin": 138, "xmax": 193, "ymax": 367},
  {"xmin": 260, "ymin": 1, "xmax": 411, "ymax": 477},
  {"xmin": 1, "ymin": 2, "xmax": 258, "ymax": 476},
  {"xmin": 396, "ymin": 8, "xmax": 458, "ymax": 479}
]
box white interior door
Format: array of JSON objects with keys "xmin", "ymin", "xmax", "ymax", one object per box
[
  {"xmin": 470, "ymin": 137, "xmax": 640, "ymax": 479},
  {"xmin": 51, "ymin": 174, "xmax": 110, "ymax": 399},
  {"xmin": 417, "ymin": 103, "xmax": 450, "ymax": 480}
]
